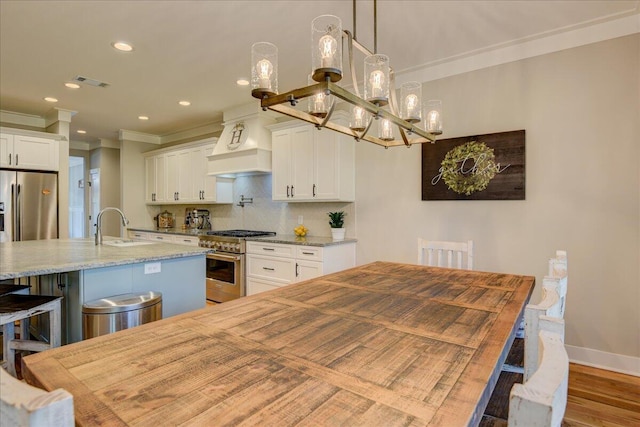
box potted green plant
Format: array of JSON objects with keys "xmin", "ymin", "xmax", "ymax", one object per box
[{"xmin": 327, "ymin": 211, "xmax": 346, "ymax": 241}]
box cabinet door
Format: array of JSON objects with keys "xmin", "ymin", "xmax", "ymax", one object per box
[
  {"xmin": 271, "ymin": 130, "xmax": 293, "ymax": 200},
  {"xmin": 154, "ymin": 154, "xmax": 167, "ymax": 203},
  {"xmin": 165, "ymin": 151, "xmax": 181, "ymax": 202},
  {"xmin": 191, "ymin": 144, "xmax": 217, "ymax": 202},
  {"xmin": 295, "ymin": 259, "xmax": 324, "ymax": 282},
  {"xmin": 247, "ymin": 277, "xmax": 282, "ymax": 296},
  {"xmin": 0, "ymin": 134, "xmax": 13, "ymax": 168},
  {"xmin": 313, "ymin": 130, "xmax": 340, "ymax": 200},
  {"xmin": 144, "ymin": 156, "xmax": 157, "ymax": 203},
  {"xmin": 145, "ymin": 154, "xmax": 167, "ymax": 203},
  {"xmin": 13, "ymin": 135, "xmax": 59, "ymax": 171},
  {"xmin": 176, "ymin": 149, "xmax": 192, "ymax": 201},
  {"xmin": 290, "ymin": 126, "xmax": 314, "ymax": 200}
]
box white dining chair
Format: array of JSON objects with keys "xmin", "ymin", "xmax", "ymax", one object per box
[
  {"xmin": 509, "ymin": 317, "xmax": 568, "ymax": 427},
  {"xmin": 0, "ymin": 294, "xmax": 63, "ymax": 378},
  {"xmin": 548, "ymin": 250, "xmax": 567, "ymax": 278},
  {"xmin": 523, "ymin": 276, "xmax": 567, "ymax": 381},
  {"xmin": 0, "ymin": 367, "xmax": 74, "ymax": 427},
  {"xmin": 417, "ymin": 239, "xmax": 474, "ymax": 270}
]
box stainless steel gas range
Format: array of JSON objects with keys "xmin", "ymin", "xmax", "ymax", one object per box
[{"xmin": 198, "ymin": 230, "xmax": 276, "ymax": 303}]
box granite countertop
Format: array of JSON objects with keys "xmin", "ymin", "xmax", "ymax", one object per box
[
  {"xmin": 128, "ymin": 227, "xmax": 357, "ymax": 247},
  {"xmin": 0, "ymin": 238, "xmax": 209, "ymax": 280},
  {"xmin": 246, "ymin": 234, "xmax": 357, "ymax": 247},
  {"xmin": 127, "ymin": 227, "xmax": 210, "ymax": 236}
]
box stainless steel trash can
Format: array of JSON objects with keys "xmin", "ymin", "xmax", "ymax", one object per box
[{"xmin": 82, "ymin": 291, "xmax": 162, "ymax": 339}]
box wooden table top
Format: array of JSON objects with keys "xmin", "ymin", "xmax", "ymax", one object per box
[{"xmin": 23, "ymin": 261, "xmax": 535, "ymax": 427}]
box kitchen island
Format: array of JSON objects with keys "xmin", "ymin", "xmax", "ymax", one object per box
[
  {"xmin": 23, "ymin": 261, "xmax": 534, "ymax": 426},
  {"xmin": 0, "ymin": 238, "xmax": 208, "ymax": 343}
]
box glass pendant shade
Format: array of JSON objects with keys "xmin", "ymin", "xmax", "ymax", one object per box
[
  {"xmin": 251, "ymin": 42, "xmax": 278, "ymax": 98},
  {"xmin": 350, "ymin": 105, "xmax": 368, "ymax": 132},
  {"xmin": 424, "ymin": 100, "xmax": 443, "ymax": 134},
  {"xmin": 401, "ymin": 81, "xmax": 422, "ymax": 123},
  {"xmin": 364, "ymin": 54, "xmax": 389, "ymax": 106},
  {"xmin": 311, "ymin": 15, "xmax": 343, "ymax": 83},
  {"xmin": 308, "ymin": 75, "xmax": 330, "ymax": 118},
  {"xmin": 378, "ymin": 118, "xmax": 394, "ymax": 141}
]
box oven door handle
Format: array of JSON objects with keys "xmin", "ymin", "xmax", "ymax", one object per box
[{"xmin": 207, "ymin": 252, "xmax": 242, "ymax": 262}]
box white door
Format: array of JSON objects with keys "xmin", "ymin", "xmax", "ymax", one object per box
[{"xmin": 89, "ymin": 168, "xmax": 100, "ymax": 236}]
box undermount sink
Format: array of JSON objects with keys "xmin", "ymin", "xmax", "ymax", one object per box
[{"xmin": 102, "ymin": 239, "xmax": 154, "ymax": 247}]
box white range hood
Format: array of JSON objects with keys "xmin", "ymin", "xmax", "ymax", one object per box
[{"xmin": 207, "ymin": 103, "xmax": 277, "ymax": 177}]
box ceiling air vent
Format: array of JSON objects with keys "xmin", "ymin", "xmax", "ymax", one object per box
[{"xmin": 72, "ymin": 75, "xmax": 110, "ymax": 88}]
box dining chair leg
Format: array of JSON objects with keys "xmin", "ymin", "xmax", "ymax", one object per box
[{"xmin": 2, "ymin": 322, "xmax": 17, "ymax": 377}]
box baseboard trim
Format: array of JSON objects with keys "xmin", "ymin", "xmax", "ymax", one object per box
[{"xmin": 566, "ymin": 344, "xmax": 640, "ymax": 377}]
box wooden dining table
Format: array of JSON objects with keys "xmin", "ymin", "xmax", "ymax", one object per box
[{"xmin": 22, "ymin": 261, "xmax": 535, "ymax": 427}]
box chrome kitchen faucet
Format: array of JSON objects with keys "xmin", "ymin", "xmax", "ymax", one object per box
[{"xmin": 95, "ymin": 207, "xmax": 129, "ymax": 245}]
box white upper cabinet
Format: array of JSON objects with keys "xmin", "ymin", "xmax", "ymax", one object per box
[
  {"xmin": 144, "ymin": 139, "xmax": 232, "ymax": 205},
  {"xmin": 0, "ymin": 132, "xmax": 59, "ymax": 171},
  {"xmin": 270, "ymin": 115, "xmax": 355, "ymax": 202}
]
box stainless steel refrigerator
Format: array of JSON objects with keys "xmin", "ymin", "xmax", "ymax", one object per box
[{"xmin": 0, "ymin": 169, "xmax": 58, "ymax": 242}]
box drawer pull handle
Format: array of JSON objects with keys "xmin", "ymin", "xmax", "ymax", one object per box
[
  {"xmin": 263, "ymin": 267, "xmax": 275, "ymax": 271},
  {"xmin": 296, "ymin": 262, "xmax": 299, "ymax": 277},
  {"xmin": 302, "ymin": 251, "xmax": 313, "ymax": 255},
  {"xmin": 263, "ymin": 247, "xmax": 275, "ymax": 251}
]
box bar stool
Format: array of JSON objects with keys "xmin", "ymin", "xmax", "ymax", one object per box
[{"xmin": 0, "ymin": 294, "xmax": 63, "ymax": 377}]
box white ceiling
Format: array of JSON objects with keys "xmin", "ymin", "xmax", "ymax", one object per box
[{"xmin": 1, "ymin": 1, "xmax": 638, "ymax": 144}]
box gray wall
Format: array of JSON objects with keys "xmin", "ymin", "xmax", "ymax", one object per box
[{"xmin": 355, "ymin": 34, "xmax": 639, "ymax": 366}]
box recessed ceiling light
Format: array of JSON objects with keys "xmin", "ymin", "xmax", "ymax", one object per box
[
  {"xmin": 236, "ymin": 79, "xmax": 250, "ymax": 86},
  {"xmin": 178, "ymin": 100, "xmax": 191, "ymax": 106},
  {"xmin": 44, "ymin": 97, "xmax": 58, "ymax": 103},
  {"xmin": 77, "ymin": 130, "xmax": 86, "ymax": 134},
  {"xmin": 112, "ymin": 41, "xmax": 134, "ymax": 52},
  {"xmin": 65, "ymin": 82, "xmax": 80, "ymax": 89},
  {"xmin": 138, "ymin": 115, "xmax": 149, "ymax": 120}
]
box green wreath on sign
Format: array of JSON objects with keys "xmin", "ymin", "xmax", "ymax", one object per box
[{"xmin": 441, "ymin": 141, "xmax": 497, "ymax": 195}]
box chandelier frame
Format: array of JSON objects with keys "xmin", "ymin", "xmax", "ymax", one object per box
[{"xmin": 254, "ymin": 1, "xmax": 441, "ymax": 148}]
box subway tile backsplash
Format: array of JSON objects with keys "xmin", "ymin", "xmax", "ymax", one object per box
[{"xmin": 160, "ymin": 174, "xmax": 355, "ymax": 238}]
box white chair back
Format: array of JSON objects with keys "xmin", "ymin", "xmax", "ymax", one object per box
[
  {"xmin": 524, "ymin": 276, "xmax": 566, "ymax": 381},
  {"xmin": 509, "ymin": 318, "xmax": 568, "ymax": 427},
  {"xmin": 548, "ymin": 250, "xmax": 567, "ymax": 278},
  {"xmin": 418, "ymin": 239, "xmax": 474, "ymax": 270},
  {"xmin": 0, "ymin": 367, "xmax": 74, "ymax": 427}
]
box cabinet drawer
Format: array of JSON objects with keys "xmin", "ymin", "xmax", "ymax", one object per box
[
  {"xmin": 246, "ymin": 277, "xmax": 283, "ymax": 296},
  {"xmin": 247, "ymin": 254, "xmax": 295, "ymax": 284},
  {"xmin": 173, "ymin": 236, "xmax": 199, "ymax": 246},
  {"xmin": 247, "ymin": 241, "xmax": 295, "ymax": 258},
  {"xmin": 128, "ymin": 230, "xmax": 149, "ymax": 240},
  {"xmin": 296, "ymin": 246, "xmax": 323, "ymax": 261},
  {"xmin": 148, "ymin": 233, "xmax": 175, "ymax": 243}
]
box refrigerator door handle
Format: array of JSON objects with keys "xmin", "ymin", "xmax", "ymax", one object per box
[{"xmin": 16, "ymin": 184, "xmax": 21, "ymax": 241}]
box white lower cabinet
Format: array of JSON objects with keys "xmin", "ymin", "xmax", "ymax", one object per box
[
  {"xmin": 127, "ymin": 230, "xmax": 198, "ymax": 246},
  {"xmin": 246, "ymin": 240, "xmax": 356, "ymax": 296}
]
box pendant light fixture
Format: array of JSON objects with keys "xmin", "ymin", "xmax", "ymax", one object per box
[{"xmin": 251, "ymin": 0, "xmax": 443, "ymax": 148}]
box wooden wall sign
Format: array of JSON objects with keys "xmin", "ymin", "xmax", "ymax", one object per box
[{"xmin": 421, "ymin": 130, "xmax": 525, "ymax": 201}]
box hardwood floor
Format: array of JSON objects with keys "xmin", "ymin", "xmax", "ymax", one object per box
[
  {"xmin": 563, "ymin": 363, "xmax": 640, "ymax": 426},
  {"xmin": 482, "ymin": 362, "xmax": 640, "ymax": 427}
]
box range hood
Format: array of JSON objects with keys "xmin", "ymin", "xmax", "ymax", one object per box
[{"xmin": 208, "ymin": 103, "xmax": 277, "ymax": 177}]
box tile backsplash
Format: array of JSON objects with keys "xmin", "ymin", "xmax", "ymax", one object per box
[{"xmin": 159, "ymin": 174, "xmax": 355, "ymax": 238}]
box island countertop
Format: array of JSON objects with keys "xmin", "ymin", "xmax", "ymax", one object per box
[{"xmin": 0, "ymin": 238, "xmax": 209, "ymax": 280}]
